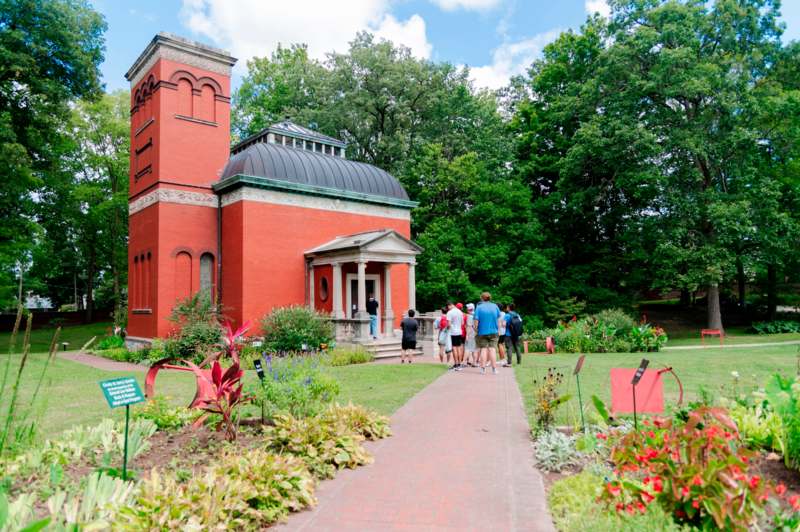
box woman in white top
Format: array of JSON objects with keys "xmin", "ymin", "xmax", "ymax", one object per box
[{"xmin": 464, "ymin": 303, "xmax": 477, "ymax": 366}]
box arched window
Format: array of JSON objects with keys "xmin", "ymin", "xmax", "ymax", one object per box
[
  {"xmin": 200, "ymin": 253, "xmax": 214, "ymax": 297},
  {"xmin": 175, "ymin": 252, "xmax": 192, "ymax": 302}
]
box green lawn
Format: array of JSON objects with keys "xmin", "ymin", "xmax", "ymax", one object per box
[
  {"xmin": 0, "ymin": 353, "xmax": 445, "ymax": 438},
  {"xmin": 666, "ymin": 330, "xmax": 800, "ymax": 346},
  {"xmin": 0, "ymin": 321, "xmax": 113, "ymax": 353},
  {"xmin": 514, "ymin": 343, "xmax": 800, "ymax": 428}
]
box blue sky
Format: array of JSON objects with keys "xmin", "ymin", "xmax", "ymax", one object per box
[{"xmin": 94, "ymin": 0, "xmax": 800, "ymax": 92}]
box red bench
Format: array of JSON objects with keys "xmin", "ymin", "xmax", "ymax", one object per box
[{"xmin": 701, "ymin": 328, "xmax": 724, "ymax": 346}]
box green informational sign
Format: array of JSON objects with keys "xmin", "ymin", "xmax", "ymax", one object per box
[{"xmin": 99, "ymin": 377, "xmax": 145, "ymax": 409}]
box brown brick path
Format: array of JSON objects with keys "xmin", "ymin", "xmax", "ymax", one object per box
[{"xmin": 280, "ymin": 366, "xmax": 554, "ymax": 531}]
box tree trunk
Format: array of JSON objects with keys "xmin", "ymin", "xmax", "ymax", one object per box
[
  {"xmin": 767, "ymin": 263, "xmax": 777, "ymax": 321},
  {"xmin": 85, "ymin": 247, "xmax": 95, "ymax": 323},
  {"xmin": 707, "ymin": 283, "xmax": 724, "ymax": 332},
  {"xmin": 680, "ymin": 288, "xmax": 691, "ymax": 308},
  {"xmin": 736, "ymin": 256, "xmax": 746, "ymax": 309}
]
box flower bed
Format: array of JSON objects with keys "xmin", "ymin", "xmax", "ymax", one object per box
[
  {"xmin": 531, "ymin": 371, "xmax": 800, "ymax": 530},
  {"xmin": 0, "ymin": 402, "xmax": 391, "ymax": 529}
]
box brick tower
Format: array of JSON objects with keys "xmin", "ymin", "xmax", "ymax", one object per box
[{"xmin": 125, "ymin": 33, "xmax": 236, "ymax": 344}]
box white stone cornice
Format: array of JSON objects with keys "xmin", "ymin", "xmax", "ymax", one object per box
[
  {"xmin": 129, "ymin": 189, "xmax": 217, "ymax": 215},
  {"xmin": 220, "ymin": 187, "xmax": 411, "ymax": 221}
]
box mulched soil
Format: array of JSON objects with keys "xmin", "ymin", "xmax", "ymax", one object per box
[
  {"xmin": 132, "ymin": 423, "xmax": 264, "ymax": 476},
  {"xmin": 754, "ymin": 451, "xmax": 800, "ymax": 496}
]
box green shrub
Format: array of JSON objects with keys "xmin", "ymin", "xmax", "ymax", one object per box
[
  {"xmin": 96, "ymin": 335, "xmax": 125, "ymax": 350},
  {"xmin": 534, "ymin": 430, "xmax": 579, "ymax": 472},
  {"xmin": 324, "ymin": 347, "xmax": 374, "ymax": 366},
  {"xmin": 248, "ymin": 355, "xmax": 340, "ymax": 422},
  {"xmin": 593, "ymin": 308, "xmax": 635, "ymax": 336},
  {"xmin": 133, "ymin": 395, "xmax": 199, "ymax": 431},
  {"xmin": 549, "ymin": 472, "xmax": 683, "ymax": 531},
  {"xmin": 765, "ymin": 374, "xmax": 800, "ymax": 469},
  {"xmin": 320, "ymin": 403, "xmax": 392, "ymax": 440},
  {"xmin": 263, "ymin": 413, "xmax": 372, "ymax": 479},
  {"xmin": 96, "ymin": 347, "xmax": 130, "ymax": 362},
  {"xmin": 538, "ymin": 311, "xmax": 666, "ymax": 353},
  {"xmin": 164, "ymin": 320, "xmax": 223, "ymax": 364},
  {"xmin": 261, "ymin": 306, "xmax": 334, "ymax": 352},
  {"xmin": 752, "ymin": 320, "xmax": 800, "ymax": 334},
  {"xmin": 117, "ymin": 450, "xmax": 315, "ymax": 529},
  {"xmin": 164, "ymin": 292, "xmax": 223, "ymax": 364}
]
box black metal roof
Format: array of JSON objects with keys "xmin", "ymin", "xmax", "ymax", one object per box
[{"xmin": 220, "ymin": 142, "xmax": 410, "ymax": 201}]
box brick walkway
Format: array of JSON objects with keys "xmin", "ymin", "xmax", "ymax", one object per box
[
  {"xmin": 280, "ymin": 365, "xmax": 554, "ymax": 531},
  {"xmin": 57, "ymin": 351, "xmax": 146, "ymax": 372}
]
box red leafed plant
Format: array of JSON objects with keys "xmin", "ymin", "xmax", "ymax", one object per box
[
  {"xmin": 601, "ymin": 407, "xmax": 772, "ymax": 530},
  {"xmin": 145, "ymin": 320, "xmax": 252, "ymax": 440},
  {"xmin": 186, "ymin": 359, "xmax": 250, "ymax": 441}
]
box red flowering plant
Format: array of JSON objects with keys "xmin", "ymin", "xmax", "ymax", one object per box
[{"xmin": 601, "ymin": 407, "xmax": 772, "ymax": 530}]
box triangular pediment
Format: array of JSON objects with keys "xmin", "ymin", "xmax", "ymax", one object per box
[{"xmin": 305, "ymin": 229, "xmax": 422, "ymax": 258}]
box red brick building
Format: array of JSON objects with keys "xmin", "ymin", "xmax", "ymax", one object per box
[{"xmin": 125, "ymin": 33, "xmax": 420, "ymax": 348}]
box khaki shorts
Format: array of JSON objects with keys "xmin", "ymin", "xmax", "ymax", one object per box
[{"xmin": 476, "ymin": 334, "xmax": 499, "ymax": 349}]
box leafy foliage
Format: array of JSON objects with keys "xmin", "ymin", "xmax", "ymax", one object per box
[
  {"xmin": 323, "ymin": 347, "xmax": 374, "ymax": 366},
  {"xmin": 531, "ymin": 368, "xmax": 571, "ymax": 432},
  {"xmin": 163, "ymin": 292, "xmax": 223, "ymax": 364},
  {"xmin": 263, "ymin": 413, "xmax": 373, "ymax": 479},
  {"xmin": 764, "ymin": 374, "xmax": 800, "ymax": 469},
  {"xmin": 534, "ymin": 430, "xmax": 580, "ymax": 472},
  {"xmin": 96, "ymin": 335, "xmax": 124, "ymax": 350},
  {"xmin": 116, "ymin": 450, "xmax": 316, "ymax": 529},
  {"xmin": 248, "ymin": 354, "xmax": 340, "ymax": 422},
  {"xmin": 602, "ymin": 408, "xmax": 769, "ymax": 529},
  {"xmin": 261, "ymin": 306, "xmax": 333, "ymax": 352},
  {"xmin": 548, "ymin": 471, "xmax": 685, "ymax": 532},
  {"xmin": 320, "ymin": 403, "xmax": 392, "ymax": 441},
  {"xmin": 531, "ymin": 310, "xmax": 666, "ymax": 353},
  {"xmin": 133, "ymin": 395, "xmax": 199, "ymax": 431},
  {"xmin": 751, "ymin": 320, "xmax": 800, "ymax": 334},
  {"xmin": 186, "ymin": 360, "xmax": 250, "ymax": 441}
]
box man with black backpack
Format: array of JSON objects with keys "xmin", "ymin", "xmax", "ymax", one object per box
[{"xmin": 504, "ymin": 303, "xmax": 524, "ymax": 366}]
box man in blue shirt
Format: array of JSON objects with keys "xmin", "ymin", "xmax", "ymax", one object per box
[{"xmin": 473, "ymin": 291, "xmax": 501, "ymax": 375}]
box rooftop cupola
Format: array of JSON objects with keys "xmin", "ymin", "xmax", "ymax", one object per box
[{"xmin": 232, "ymin": 120, "xmax": 347, "ymax": 158}]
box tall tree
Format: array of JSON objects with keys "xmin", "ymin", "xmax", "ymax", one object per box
[
  {"xmin": 28, "ymin": 91, "xmax": 129, "ymax": 320},
  {"xmin": 0, "ymin": 0, "xmax": 105, "ymax": 307},
  {"xmin": 232, "ymin": 44, "xmax": 326, "ymax": 141}
]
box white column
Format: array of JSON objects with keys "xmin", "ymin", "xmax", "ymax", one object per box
[
  {"xmin": 308, "ymin": 263, "xmax": 315, "ymax": 309},
  {"xmin": 356, "ymin": 260, "xmax": 367, "ymax": 317},
  {"xmin": 383, "ymin": 264, "xmax": 394, "ymax": 337},
  {"xmin": 332, "ymin": 262, "xmax": 344, "ymax": 319},
  {"xmin": 408, "ymin": 261, "xmax": 416, "ymax": 312}
]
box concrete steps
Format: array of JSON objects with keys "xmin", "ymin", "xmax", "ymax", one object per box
[{"xmin": 360, "ymin": 337, "xmax": 423, "ymax": 359}]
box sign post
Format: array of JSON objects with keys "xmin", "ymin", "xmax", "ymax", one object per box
[
  {"xmin": 99, "ymin": 377, "xmax": 145, "ymax": 480},
  {"xmin": 630, "ymin": 359, "xmax": 650, "ymax": 431},
  {"xmin": 573, "ymin": 355, "xmax": 587, "ymax": 433}
]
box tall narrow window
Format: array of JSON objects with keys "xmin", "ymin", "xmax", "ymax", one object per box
[
  {"xmin": 145, "ymin": 252, "xmax": 152, "ymax": 309},
  {"xmin": 175, "ymin": 252, "xmax": 192, "ymax": 302},
  {"xmin": 132, "ymin": 256, "xmax": 139, "ymax": 309},
  {"xmin": 200, "ymin": 253, "xmax": 214, "ymax": 297}
]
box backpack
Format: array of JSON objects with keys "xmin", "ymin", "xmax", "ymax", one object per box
[
  {"xmin": 439, "ymin": 316, "xmax": 448, "ymax": 330},
  {"xmin": 510, "ymin": 313, "xmax": 523, "ymax": 338}
]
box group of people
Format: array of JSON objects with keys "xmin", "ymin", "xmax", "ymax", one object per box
[{"xmin": 398, "ymin": 292, "xmax": 523, "ymax": 372}]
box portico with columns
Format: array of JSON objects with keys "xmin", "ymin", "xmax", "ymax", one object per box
[{"xmin": 305, "ymin": 230, "xmax": 421, "ymax": 343}]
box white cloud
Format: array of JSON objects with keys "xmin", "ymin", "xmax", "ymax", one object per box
[
  {"xmin": 430, "ymin": 0, "xmax": 502, "ymax": 11},
  {"xmin": 585, "ymin": 0, "xmax": 611, "ymax": 18},
  {"xmin": 180, "ymin": 0, "xmax": 433, "ymax": 71},
  {"xmin": 373, "ymin": 14, "xmax": 432, "ymax": 59},
  {"xmin": 469, "ymin": 28, "xmax": 562, "ymax": 89}
]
